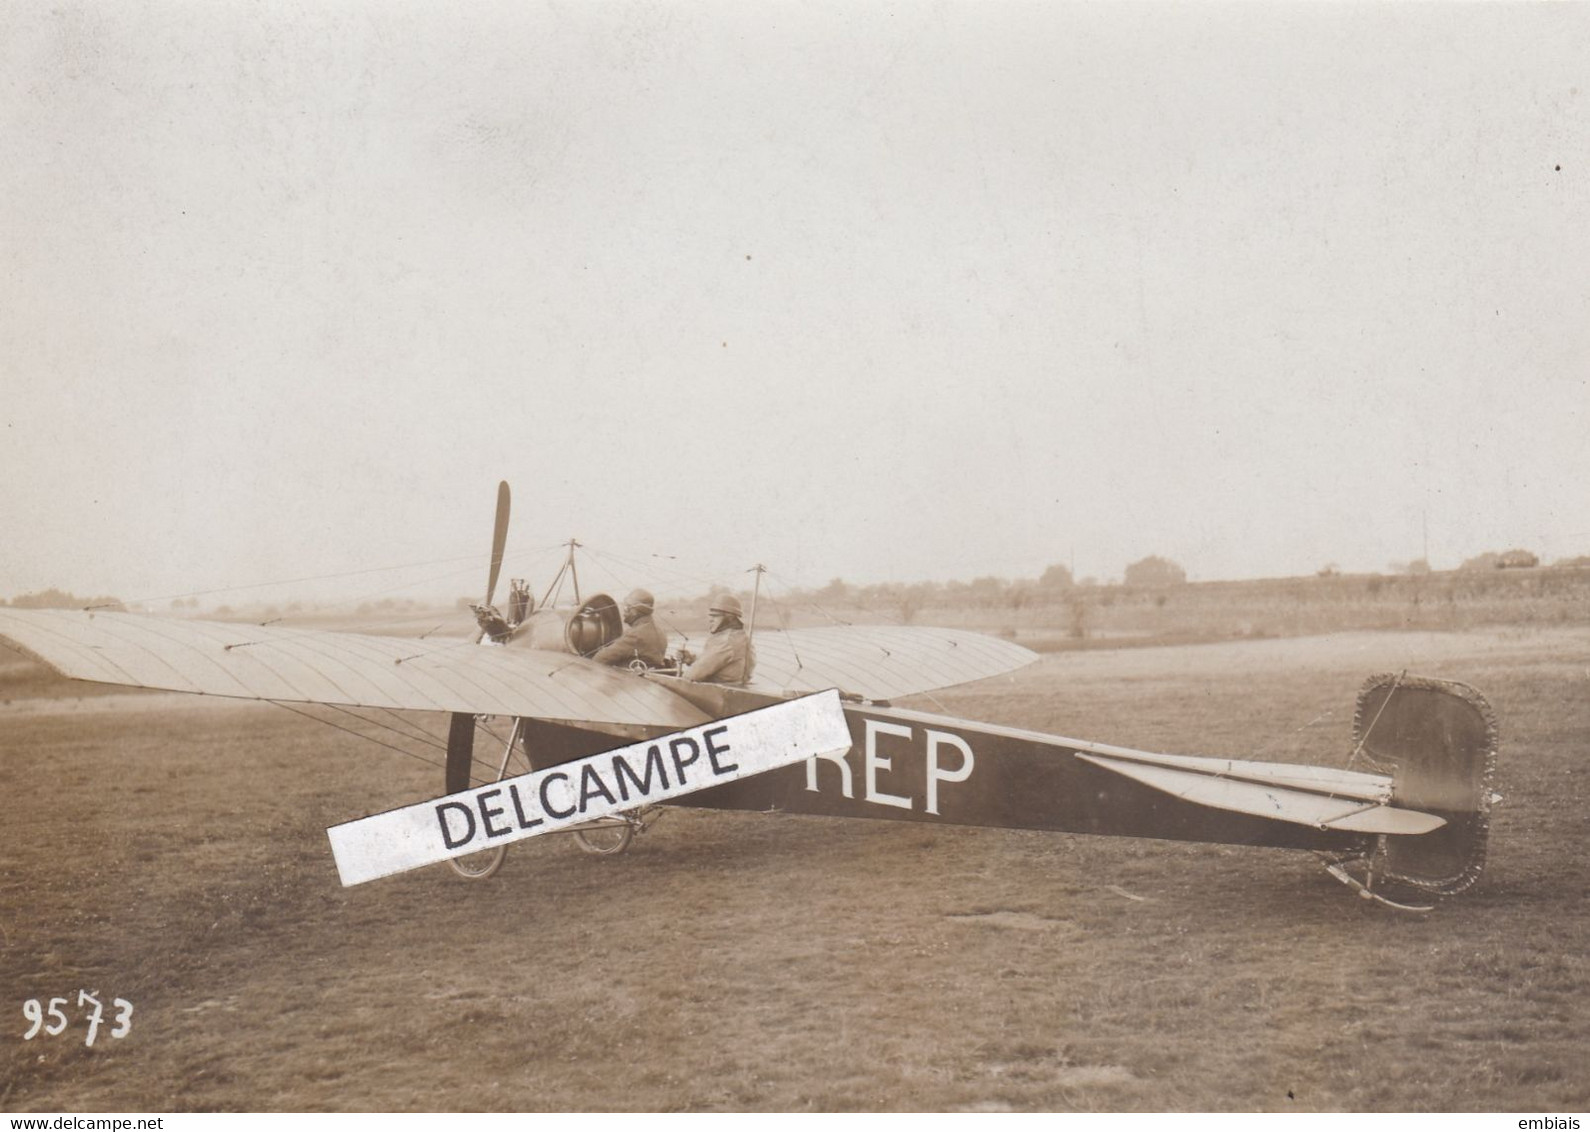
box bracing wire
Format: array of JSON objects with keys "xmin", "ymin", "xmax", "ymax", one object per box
[
  {"xmin": 266, "ymin": 538, "xmax": 570, "ymax": 633},
  {"xmin": 112, "ymin": 541, "xmax": 575, "ymax": 634},
  {"xmin": 757, "ymin": 577, "xmax": 805, "ymax": 674},
  {"xmin": 268, "ymin": 700, "xmax": 450, "ymax": 775},
  {"xmin": 575, "ymin": 542, "xmax": 761, "ymax": 647},
  {"xmin": 763, "ymin": 568, "xmax": 858, "ymax": 627},
  {"xmin": 323, "ymin": 703, "xmax": 449, "ymax": 754},
  {"xmin": 579, "ymin": 544, "xmax": 732, "ymax": 593},
  {"xmin": 95, "ymin": 552, "xmax": 496, "ymax": 611},
  {"xmin": 1347, "ymin": 670, "xmax": 1405, "ymax": 775},
  {"xmin": 577, "ymin": 548, "xmax": 640, "ymax": 601},
  {"xmin": 570, "ymin": 547, "xmax": 687, "ymax": 645},
  {"xmin": 268, "ymin": 701, "xmax": 507, "ymax": 782},
  {"xmin": 1247, "ymin": 707, "xmax": 1339, "ymax": 763}
]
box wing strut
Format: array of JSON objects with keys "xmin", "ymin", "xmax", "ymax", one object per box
[{"xmin": 445, "ymin": 713, "xmax": 475, "ymax": 794}]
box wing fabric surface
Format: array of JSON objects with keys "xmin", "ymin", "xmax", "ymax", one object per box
[
  {"xmin": 0, "ymin": 609, "xmax": 707, "ymax": 729},
  {"xmin": 747, "ymin": 626, "xmax": 1037, "ymax": 701}
]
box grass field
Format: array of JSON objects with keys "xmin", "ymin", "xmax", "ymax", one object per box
[{"xmin": 2, "ymin": 625, "xmax": 1588, "ymax": 1112}]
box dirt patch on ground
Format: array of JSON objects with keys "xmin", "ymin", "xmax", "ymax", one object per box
[{"xmin": 944, "ymin": 911, "xmax": 1082, "ymax": 935}]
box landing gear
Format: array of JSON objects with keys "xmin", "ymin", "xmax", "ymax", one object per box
[
  {"xmin": 448, "ymin": 717, "xmax": 528, "ymax": 881},
  {"xmin": 449, "ymin": 842, "xmax": 508, "ymax": 879},
  {"xmin": 572, "ymin": 817, "xmax": 635, "ymax": 856},
  {"xmin": 446, "ymin": 716, "xmax": 657, "ymax": 878},
  {"xmin": 571, "ymin": 807, "xmax": 663, "ymax": 856}
]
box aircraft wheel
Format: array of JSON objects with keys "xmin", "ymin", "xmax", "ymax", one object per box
[
  {"xmin": 573, "ymin": 818, "xmax": 635, "ymax": 856},
  {"xmin": 447, "ymin": 715, "xmax": 528, "ymax": 881},
  {"xmin": 449, "ymin": 845, "xmax": 509, "ymax": 880}
]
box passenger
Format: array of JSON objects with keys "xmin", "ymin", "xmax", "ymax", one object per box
[
  {"xmin": 591, "ymin": 588, "xmax": 670, "ymax": 669},
  {"xmin": 682, "ymin": 593, "xmax": 756, "ymax": 684}
]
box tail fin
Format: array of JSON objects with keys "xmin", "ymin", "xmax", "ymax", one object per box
[{"xmin": 1355, "ymin": 673, "xmax": 1499, "ymax": 897}]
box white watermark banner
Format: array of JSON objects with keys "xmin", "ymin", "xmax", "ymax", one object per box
[{"xmin": 326, "ymin": 690, "xmax": 848, "ymax": 885}]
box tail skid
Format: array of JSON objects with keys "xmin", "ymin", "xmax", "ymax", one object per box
[{"xmin": 1322, "ymin": 856, "xmax": 1437, "ymax": 913}]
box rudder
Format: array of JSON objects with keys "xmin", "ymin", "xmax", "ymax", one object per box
[{"xmin": 1354, "ymin": 673, "xmax": 1499, "ymax": 897}]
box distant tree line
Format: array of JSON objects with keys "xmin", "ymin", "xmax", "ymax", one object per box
[
  {"xmin": 2, "ymin": 588, "xmax": 125, "ymax": 611},
  {"xmin": 1460, "ymin": 549, "xmax": 1540, "ymax": 571},
  {"xmin": 739, "ymin": 545, "xmax": 1590, "ymax": 626},
  {"xmin": 756, "ymin": 555, "xmax": 1191, "ymax": 623}
]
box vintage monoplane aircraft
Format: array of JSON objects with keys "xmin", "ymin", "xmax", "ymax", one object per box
[{"xmin": 0, "ymin": 484, "xmax": 1498, "ymax": 910}]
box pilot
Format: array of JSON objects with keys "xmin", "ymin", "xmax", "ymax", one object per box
[
  {"xmin": 682, "ymin": 593, "xmax": 756, "ymax": 684},
  {"xmin": 591, "ymin": 588, "xmax": 670, "ymax": 669}
]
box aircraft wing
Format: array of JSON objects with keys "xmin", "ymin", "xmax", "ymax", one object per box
[
  {"xmin": 747, "ymin": 625, "xmax": 1038, "ymax": 701},
  {"xmin": 0, "ymin": 609, "xmax": 708, "ymax": 729}
]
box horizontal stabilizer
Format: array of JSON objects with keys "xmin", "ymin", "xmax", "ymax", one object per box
[{"xmin": 1075, "ymin": 751, "xmax": 1447, "ymax": 836}]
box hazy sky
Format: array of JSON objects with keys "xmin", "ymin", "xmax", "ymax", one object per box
[{"xmin": 3, "ymin": 2, "xmax": 1587, "ymax": 608}]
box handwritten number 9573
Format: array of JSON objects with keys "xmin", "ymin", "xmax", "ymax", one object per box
[{"xmin": 22, "ymin": 993, "xmax": 132, "ymax": 1047}]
